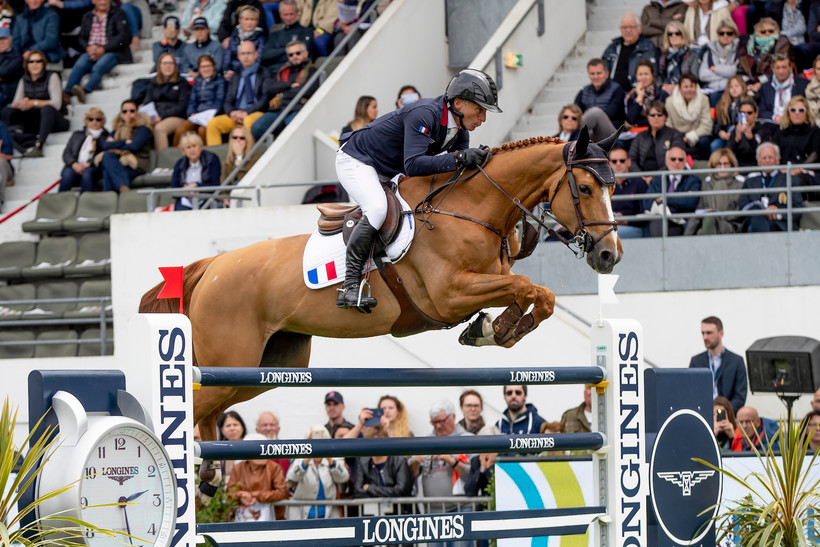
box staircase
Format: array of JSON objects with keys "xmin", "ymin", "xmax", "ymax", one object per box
[{"xmin": 508, "ymin": 0, "xmax": 652, "ymax": 141}]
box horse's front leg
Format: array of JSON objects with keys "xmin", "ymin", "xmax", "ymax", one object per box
[{"xmin": 446, "ymin": 272, "xmax": 554, "ymax": 348}]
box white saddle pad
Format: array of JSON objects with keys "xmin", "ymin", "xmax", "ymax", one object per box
[{"xmin": 302, "ymin": 188, "xmax": 415, "ymax": 289}]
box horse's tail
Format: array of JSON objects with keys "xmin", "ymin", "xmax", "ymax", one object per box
[{"xmin": 138, "ymin": 256, "xmax": 217, "ymax": 316}]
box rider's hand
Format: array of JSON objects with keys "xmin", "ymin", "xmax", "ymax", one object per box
[{"xmin": 454, "ymin": 148, "xmax": 488, "ymax": 169}]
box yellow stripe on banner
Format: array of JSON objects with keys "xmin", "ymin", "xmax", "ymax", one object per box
[{"xmin": 538, "ymin": 461, "xmax": 588, "ymax": 547}]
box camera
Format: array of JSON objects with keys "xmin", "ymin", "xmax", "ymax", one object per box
[{"xmin": 715, "ymin": 408, "xmax": 726, "ymax": 421}]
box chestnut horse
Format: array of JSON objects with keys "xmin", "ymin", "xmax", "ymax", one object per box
[{"xmin": 139, "ymin": 128, "xmax": 623, "ymax": 442}]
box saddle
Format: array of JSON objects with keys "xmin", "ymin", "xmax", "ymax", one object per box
[{"xmin": 316, "ymin": 183, "xmax": 404, "ymax": 246}]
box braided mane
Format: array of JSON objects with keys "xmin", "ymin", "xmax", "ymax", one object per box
[{"xmin": 490, "ymin": 136, "xmax": 564, "ymax": 155}]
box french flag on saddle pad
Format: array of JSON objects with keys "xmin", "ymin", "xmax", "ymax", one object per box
[{"xmin": 307, "ymin": 260, "xmax": 340, "ymax": 285}]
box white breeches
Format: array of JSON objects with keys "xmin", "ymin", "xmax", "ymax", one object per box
[{"xmin": 335, "ymin": 149, "xmax": 387, "ymax": 229}]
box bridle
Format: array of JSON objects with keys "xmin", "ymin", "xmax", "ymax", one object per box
[{"xmin": 415, "ymin": 141, "xmax": 620, "ymax": 261}]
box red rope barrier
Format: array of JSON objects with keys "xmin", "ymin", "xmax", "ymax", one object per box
[{"xmin": 0, "ymin": 179, "xmax": 60, "ymax": 225}]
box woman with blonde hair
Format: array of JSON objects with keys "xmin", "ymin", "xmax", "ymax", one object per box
[
  {"xmin": 699, "ymin": 18, "xmax": 740, "ymax": 105},
  {"xmin": 170, "ymin": 132, "xmax": 222, "ymax": 211},
  {"xmin": 341, "ymin": 95, "xmax": 377, "ymax": 135},
  {"xmin": 554, "ymin": 104, "xmax": 582, "ymax": 141},
  {"xmin": 58, "ymin": 107, "xmax": 109, "ymax": 192},
  {"xmin": 738, "ymin": 17, "xmax": 792, "ymax": 92},
  {"xmin": 712, "ymin": 76, "xmax": 747, "ymax": 152},
  {"xmin": 143, "ymin": 52, "xmax": 191, "ymax": 151},
  {"xmin": 804, "ymin": 54, "xmax": 820, "ymax": 125},
  {"xmin": 658, "ymin": 20, "xmax": 701, "ymax": 95},
  {"xmin": 773, "ymin": 95, "xmax": 820, "ymax": 166},
  {"xmin": 346, "ymin": 395, "xmax": 413, "ymax": 439},
  {"xmin": 684, "ymin": 148, "xmax": 744, "ymax": 235}
]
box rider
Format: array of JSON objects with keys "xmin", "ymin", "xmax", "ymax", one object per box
[{"xmin": 335, "ymin": 69, "xmax": 502, "ymax": 310}]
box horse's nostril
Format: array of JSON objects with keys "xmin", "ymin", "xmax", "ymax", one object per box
[{"xmin": 600, "ymin": 250, "xmax": 613, "ymax": 264}]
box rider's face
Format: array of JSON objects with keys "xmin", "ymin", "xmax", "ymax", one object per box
[{"xmin": 455, "ymin": 99, "xmax": 486, "ymax": 131}]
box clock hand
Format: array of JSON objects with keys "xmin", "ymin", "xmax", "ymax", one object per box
[
  {"xmin": 125, "ymin": 489, "xmax": 149, "ymax": 502},
  {"xmin": 118, "ymin": 496, "xmax": 134, "ymax": 545}
]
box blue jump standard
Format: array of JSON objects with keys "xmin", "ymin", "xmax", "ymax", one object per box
[
  {"xmin": 197, "ymin": 506, "xmax": 608, "ymax": 547},
  {"xmin": 194, "ymin": 366, "xmax": 605, "ymax": 388},
  {"xmin": 195, "ymin": 433, "xmax": 605, "ymax": 461}
]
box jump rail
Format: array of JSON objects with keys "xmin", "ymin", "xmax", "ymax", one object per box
[
  {"xmin": 194, "ymin": 432, "xmax": 605, "ymax": 461},
  {"xmin": 193, "ymin": 366, "xmax": 605, "ymax": 388}
]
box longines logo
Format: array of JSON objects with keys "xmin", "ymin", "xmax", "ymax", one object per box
[
  {"xmin": 103, "ymin": 466, "xmax": 139, "ymax": 486},
  {"xmin": 657, "ymin": 470, "xmax": 715, "ymax": 496}
]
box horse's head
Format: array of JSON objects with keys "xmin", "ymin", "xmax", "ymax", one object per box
[{"xmin": 550, "ymin": 126, "xmax": 623, "ymax": 274}]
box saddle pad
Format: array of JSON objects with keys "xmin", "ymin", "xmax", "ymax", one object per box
[{"xmin": 302, "ymin": 189, "xmax": 415, "ymax": 289}]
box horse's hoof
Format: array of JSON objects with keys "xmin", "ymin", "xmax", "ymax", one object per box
[{"xmin": 459, "ymin": 312, "xmax": 491, "ymax": 346}]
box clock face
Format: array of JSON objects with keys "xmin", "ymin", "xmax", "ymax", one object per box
[{"xmin": 79, "ymin": 426, "xmax": 176, "ymax": 547}]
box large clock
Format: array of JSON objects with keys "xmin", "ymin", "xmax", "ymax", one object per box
[{"xmin": 35, "ymin": 390, "xmax": 177, "ymax": 547}]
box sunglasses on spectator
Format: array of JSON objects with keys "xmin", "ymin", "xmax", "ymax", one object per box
[
  {"xmin": 718, "ymin": 31, "xmax": 735, "ymax": 36},
  {"xmin": 231, "ymin": 135, "xmax": 246, "ymax": 140},
  {"xmin": 668, "ymin": 157, "xmax": 686, "ymax": 162},
  {"xmin": 648, "ymin": 112, "xmax": 665, "ymax": 117},
  {"xmin": 759, "ymin": 28, "xmax": 776, "ymax": 35},
  {"xmin": 505, "ymin": 389, "xmax": 524, "ymax": 396},
  {"xmin": 562, "ymin": 115, "xmax": 578, "ymax": 120},
  {"xmin": 789, "ymin": 107, "xmax": 807, "ymax": 113},
  {"xmin": 609, "ymin": 158, "xmax": 628, "ymax": 164},
  {"xmin": 739, "ymin": 109, "xmax": 755, "ymax": 115},
  {"xmin": 667, "ymin": 31, "xmax": 682, "ymax": 37},
  {"xmin": 86, "ymin": 117, "xmax": 103, "ymax": 122},
  {"xmin": 121, "ymin": 109, "xmax": 136, "ymax": 114},
  {"xmin": 27, "ymin": 59, "xmax": 44, "ymax": 64},
  {"xmin": 287, "ymin": 51, "xmax": 304, "ymax": 57}
]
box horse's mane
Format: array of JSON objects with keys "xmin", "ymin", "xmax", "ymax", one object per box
[{"xmin": 490, "ymin": 136, "xmax": 564, "ymax": 155}]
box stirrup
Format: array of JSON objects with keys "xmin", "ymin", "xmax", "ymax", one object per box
[{"xmin": 336, "ymin": 281, "xmax": 377, "ymax": 312}]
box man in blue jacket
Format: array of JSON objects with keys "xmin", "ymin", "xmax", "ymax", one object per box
[
  {"xmin": 642, "ymin": 146, "xmax": 701, "ymax": 236},
  {"xmin": 602, "ymin": 12, "xmax": 659, "ymax": 91},
  {"xmin": 495, "ymin": 385, "xmax": 546, "ymax": 435},
  {"xmin": 0, "ymin": 24, "xmax": 23, "ymax": 108},
  {"xmin": 335, "ymin": 69, "xmax": 502, "ymax": 310},
  {"xmin": 574, "ymin": 58, "xmax": 625, "ymax": 141},
  {"xmin": 12, "ymin": 0, "xmax": 64, "ymax": 62},
  {"xmin": 689, "ymin": 315, "xmax": 747, "ymax": 415}
]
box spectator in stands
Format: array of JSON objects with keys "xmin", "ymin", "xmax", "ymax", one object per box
[
  {"xmin": 251, "ymin": 39, "xmax": 317, "ymax": 140},
  {"xmin": 458, "ymin": 390, "xmax": 485, "ymax": 435},
  {"xmin": 699, "ymin": 18, "xmax": 740, "ymax": 107},
  {"xmin": 153, "ymin": 15, "xmax": 187, "ymax": 72},
  {"xmin": 625, "ymin": 59, "xmax": 668, "ymax": 128},
  {"xmin": 773, "ymin": 95, "xmax": 820, "ymax": 165},
  {"xmin": 341, "ymin": 95, "xmax": 377, "ymax": 135},
  {"xmin": 727, "ymin": 97, "xmax": 774, "ymax": 166},
  {"xmin": 683, "ymin": 0, "xmax": 733, "ymax": 48},
  {"xmin": 220, "ymin": 125, "xmax": 261, "ymax": 189},
  {"xmin": 299, "ymin": 0, "xmax": 335, "ymax": 57},
  {"xmin": 799, "ymin": 410, "xmax": 820, "ymax": 451},
  {"xmin": 804, "ymin": 54, "xmax": 820, "ymax": 123},
  {"xmin": 1, "ymin": 49, "xmax": 68, "ymax": 157},
  {"xmin": 377, "ymin": 395, "xmax": 412, "ymax": 437},
  {"xmin": 226, "ymin": 433, "xmax": 287, "ymax": 521},
  {"xmin": 183, "ymin": 19, "xmax": 224, "ymax": 80},
  {"xmin": 173, "ymin": 54, "xmax": 225, "ymax": 146},
  {"xmin": 738, "ymin": 141, "xmax": 803, "ymax": 231},
  {"xmin": 738, "ymin": 17, "xmax": 792, "ymax": 93},
  {"xmin": 759, "ymin": 54, "xmax": 808, "ymax": 124},
  {"xmin": 46, "ymin": 0, "xmax": 92, "ymax": 36},
  {"xmin": 643, "ymin": 146, "xmax": 701, "ymax": 236},
  {"xmin": 58, "ymin": 107, "xmax": 109, "ymax": 192},
  {"xmin": 628, "ymin": 100, "xmax": 686, "ymax": 173},
  {"xmin": 665, "ymin": 73, "xmax": 713, "ymax": 159},
  {"xmin": 169, "ymin": 132, "xmax": 221, "ymax": 210},
  {"xmin": 12, "ymin": 0, "xmax": 64, "ymax": 62},
  {"xmin": 778, "ymin": 0, "xmax": 806, "ymax": 48},
  {"xmin": 100, "ymin": 99, "xmax": 152, "ymax": 194},
  {"xmin": 685, "ymin": 148, "xmax": 745, "ymax": 234},
  {"xmin": 218, "ymin": 409, "xmax": 247, "ymax": 440},
  {"xmin": 206, "ymin": 40, "xmax": 270, "ymax": 145},
  {"xmin": 712, "ymin": 396, "xmax": 737, "ymax": 451},
  {"xmin": 561, "ymin": 385, "xmax": 592, "ymax": 433},
  {"xmin": 65, "ymin": 0, "xmax": 132, "ymax": 104},
  {"xmin": 395, "ymin": 84, "xmax": 420, "ymax": 109},
  {"xmin": 180, "ymin": 0, "xmax": 225, "ymax": 41},
  {"xmin": 603, "ymin": 12, "xmax": 659, "ymax": 92},
  {"xmin": 0, "ymin": 120, "xmax": 12, "ymax": 211},
  {"xmin": 323, "ymin": 391, "xmax": 355, "ymax": 439},
  {"xmin": 352, "ymin": 426, "xmax": 413, "ymax": 509},
  {"xmin": 574, "ymin": 58, "xmax": 624, "ymax": 141},
  {"xmin": 496, "ymin": 385, "xmax": 546, "ymax": 435},
  {"xmin": 254, "ymin": 411, "xmax": 288, "ymax": 476},
  {"xmin": 797, "ymin": 3, "xmax": 820, "ymax": 70},
  {"xmin": 223, "ymin": 6, "xmax": 267, "ymax": 81},
  {"xmin": 712, "ymin": 76, "xmax": 748, "ymax": 152},
  {"xmin": 0, "ymin": 23, "xmax": 23, "ymax": 109},
  {"xmin": 261, "ymin": 0, "xmax": 315, "ymax": 73},
  {"xmin": 286, "ymin": 424, "xmax": 349, "ymax": 520},
  {"xmin": 554, "ymin": 104, "xmax": 582, "ymax": 141},
  {"xmin": 608, "ymin": 146, "xmax": 648, "ymax": 238},
  {"xmin": 641, "ymin": 0, "xmax": 688, "ymax": 50},
  {"xmin": 732, "ymin": 405, "xmax": 779, "ymax": 451},
  {"xmin": 217, "ymin": 0, "xmax": 269, "ymax": 47},
  {"xmin": 657, "ymin": 21, "xmax": 700, "ymax": 95},
  {"xmin": 464, "ymin": 424, "xmax": 500, "ymax": 497},
  {"xmin": 144, "ymin": 52, "xmax": 191, "ymax": 151}
]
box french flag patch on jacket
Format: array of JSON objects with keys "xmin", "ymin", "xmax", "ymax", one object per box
[
  {"xmin": 418, "ymin": 125, "xmax": 429, "ymax": 135},
  {"xmin": 307, "ymin": 260, "xmax": 339, "ymax": 285}
]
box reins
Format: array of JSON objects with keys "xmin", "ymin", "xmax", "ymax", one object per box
[{"xmin": 413, "ymin": 142, "xmax": 619, "ymax": 260}]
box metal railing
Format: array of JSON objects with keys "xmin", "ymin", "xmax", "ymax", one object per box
[{"xmin": 267, "ymin": 496, "xmax": 490, "ymax": 519}]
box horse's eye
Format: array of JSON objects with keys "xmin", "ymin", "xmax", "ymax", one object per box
[{"xmin": 579, "ymin": 185, "xmax": 593, "ymax": 196}]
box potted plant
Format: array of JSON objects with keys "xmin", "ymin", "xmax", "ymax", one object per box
[{"xmin": 696, "ymin": 419, "xmax": 820, "ymax": 546}]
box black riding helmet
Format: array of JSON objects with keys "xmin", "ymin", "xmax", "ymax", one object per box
[{"xmin": 445, "ymin": 69, "xmax": 503, "ymax": 114}]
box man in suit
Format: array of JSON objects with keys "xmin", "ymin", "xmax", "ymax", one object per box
[
  {"xmin": 689, "ymin": 315, "xmax": 748, "ymax": 414},
  {"xmin": 757, "ymin": 55, "xmax": 808, "ymax": 124},
  {"xmin": 737, "ymin": 142, "xmax": 802, "ymax": 232},
  {"xmin": 642, "ymin": 146, "xmax": 701, "ymax": 236}
]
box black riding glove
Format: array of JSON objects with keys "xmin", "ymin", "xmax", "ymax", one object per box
[{"xmin": 454, "ymin": 147, "xmax": 487, "ymax": 169}]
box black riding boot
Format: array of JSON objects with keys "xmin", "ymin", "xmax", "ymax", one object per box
[{"xmin": 336, "ymin": 216, "xmax": 379, "ymax": 310}]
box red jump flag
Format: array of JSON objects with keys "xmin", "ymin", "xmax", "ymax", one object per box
[{"xmin": 157, "ymin": 266, "xmax": 184, "ymax": 314}]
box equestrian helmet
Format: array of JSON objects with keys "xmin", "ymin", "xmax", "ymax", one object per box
[{"xmin": 445, "ymin": 69, "xmax": 503, "ymax": 113}]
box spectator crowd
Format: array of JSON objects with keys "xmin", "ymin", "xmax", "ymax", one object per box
[{"xmin": 562, "ymin": 0, "xmax": 820, "ymax": 238}]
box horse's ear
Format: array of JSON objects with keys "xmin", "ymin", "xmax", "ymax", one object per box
[
  {"xmin": 576, "ymin": 125, "xmax": 589, "ymax": 157},
  {"xmin": 596, "ymin": 125, "xmax": 624, "ymax": 153}
]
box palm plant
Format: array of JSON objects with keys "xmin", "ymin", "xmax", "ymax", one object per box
[
  {"xmin": 0, "ymin": 397, "xmax": 123, "ymax": 546},
  {"xmin": 695, "ymin": 420, "xmax": 820, "ymax": 546}
]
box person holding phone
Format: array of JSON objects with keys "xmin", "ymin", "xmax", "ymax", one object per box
[
  {"xmin": 713, "ymin": 396, "xmax": 736, "ymax": 451},
  {"xmin": 395, "ymin": 84, "xmax": 420, "ymax": 109},
  {"xmin": 335, "ymin": 69, "xmax": 502, "ymax": 311}
]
